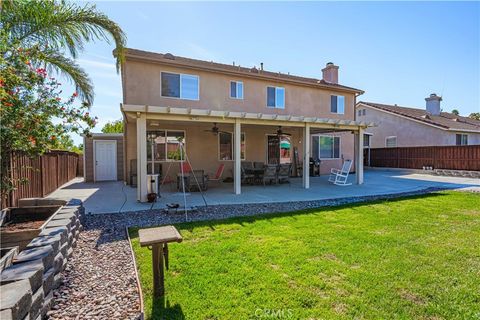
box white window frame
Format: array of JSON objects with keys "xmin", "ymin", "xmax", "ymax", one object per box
[
  {"xmin": 266, "ymin": 86, "xmax": 285, "ymax": 109},
  {"xmin": 218, "ymin": 132, "xmax": 246, "ymax": 161},
  {"xmin": 146, "ymin": 129, "xmax": 187, "ymax": 162},
  {"xmin": 385, "ymin": 136, "xmax": 397, "ymax": 148},
  {"xmin": 160, "ymin": 72, "xmax": 200, "ymax": 101},
  {"xmin": 230, "ymin": 81, "xmax": 244, "ymax": 99},
  {"xmin": 456, "ymin": 134, "xmax": 468, "ymax": 146},
  {"xmin": 363, "ymin": 133, "xmax": 372, "ymax": 148},
  {"xmin": 314, "ymin": 134, "xmax": 341, "ymax": 160},
  {"xmin": 330, "ymin": 95, "xmax": 345, "ymax": 114}
]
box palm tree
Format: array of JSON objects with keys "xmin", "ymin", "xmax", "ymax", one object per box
[{"xmin": 0, "ymin": 0, "xmax": 126, "ymax": 105}]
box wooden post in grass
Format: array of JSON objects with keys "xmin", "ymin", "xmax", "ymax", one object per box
[{"xmin": 139, "ymin": 226, "xmax": 182, "ymax": 298}]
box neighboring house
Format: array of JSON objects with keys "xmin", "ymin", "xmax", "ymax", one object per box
[
  {"xmin": 356, "ymin": 94, "xmax": 480, "ymax": 149},
  {"xmin": 120, "ymin": 48, "xmax": 371, "ymax": 201}
]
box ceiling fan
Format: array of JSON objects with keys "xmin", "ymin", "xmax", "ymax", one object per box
[
  {"xmin": 204, "ymin": 123, "xmax": 229, "ymax": 135},
  {"xmin": 275, "ymin": 126, "xmax": 292, "ymax": 137}
]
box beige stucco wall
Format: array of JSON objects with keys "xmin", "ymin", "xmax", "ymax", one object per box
[
  {"xmin": 124, "ymin": 121, "xmax": 354, "ymax": 185},
  {"xmin": 122, "ymin": 60, "xmax": 357, "ymax": 120},
  {"xmin": 84, "ymin": 135, "xmax": 124, "ymax": 182},
  {"xmin": 358, "ymin": 106, "xmax": 480, "ymax": 148}
]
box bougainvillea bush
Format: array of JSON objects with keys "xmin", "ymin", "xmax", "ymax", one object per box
[{"xmin": 0, "ymin": 40, "xmax": 96, "ymax": 199}]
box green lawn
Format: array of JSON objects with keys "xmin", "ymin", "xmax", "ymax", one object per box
[{"xmin": 129, "ymin": 191, "xmax": 480, "ymax": 320}]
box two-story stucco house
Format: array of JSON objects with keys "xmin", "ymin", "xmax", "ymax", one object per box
[
  {"xmin": 120, "ymin": 48, "xmax": 371, "ymax": 202},
  {"xmin": 356, "ymin": 94, "xmax": 480, "ymax": 149}
]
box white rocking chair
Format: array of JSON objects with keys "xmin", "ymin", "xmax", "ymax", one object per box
[{"xmin": 328, "ymin": 160, "xmax": 353, "ymax": 186}]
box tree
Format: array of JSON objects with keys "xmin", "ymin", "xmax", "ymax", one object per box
[
  {"xmin": 469, "ymin": 112, "xmax": 480, "ymax": 120},
  {"xmin": 0, "ymin": 44, "xmax": 96, "ymax": 200},
  {"xmin": 101, "ymin": 119, "xmax": 123, "ymax": 133},
  {"xmin": 451, "ymin": 109, "xmax": 459, "ymax": 116},
  {"xmin": 51, "ymin": 134, "xmax": 83, "ymax": 154},
  {"xmin": 1, "ymin": 0, "xmax": 126, "ymax": 105}
]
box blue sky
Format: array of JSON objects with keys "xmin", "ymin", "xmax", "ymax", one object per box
[{"xmin": 69, "ymin": 1, "xmax": 480, "ymax": 144}]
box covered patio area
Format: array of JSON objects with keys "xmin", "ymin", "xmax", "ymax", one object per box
[{"xmin": 122, "ymin": 104, "xmax": 373, "ymax": 202}]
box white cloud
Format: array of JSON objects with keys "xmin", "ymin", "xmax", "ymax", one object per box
[{"xmin": 77, "ymin": 58, "xmax": 116, "ymax": 70}]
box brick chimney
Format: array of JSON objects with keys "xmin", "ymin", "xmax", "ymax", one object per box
[
  {"xmin": 425, "ymin": 93, "xmax": 442, "ymax": 115},
  {"xmin": 322, "ymin": 62, "xmax": 339, "ymax": 84}
]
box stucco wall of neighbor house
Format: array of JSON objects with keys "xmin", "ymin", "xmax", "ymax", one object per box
[
  {"xmin": 122, "ymin": 60, "xmax": 357, "ymax": 121},
  {"xmin": 123, "ymin": 120, "xmax": 355, "ymax": 185},
  {"xmin": 84, "ymin": 135, "xmax": 124, "ymax": 182},
  {"xmin": 357, "ymin": 106, "xmax": 480, "ymax": 148}
]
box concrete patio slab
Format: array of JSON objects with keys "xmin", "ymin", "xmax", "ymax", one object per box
[{"xmin": 47, "ymin": 169, "xmax": 479, "ymax": 214}]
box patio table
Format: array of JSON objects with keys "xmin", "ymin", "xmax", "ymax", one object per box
[
  {"xmin": 245, "ymin": 168, "xmax": 265, "ymax": 184},
  {"xmin": 138, "ymin": 226, "xmax": 183, "ymax": 297}
]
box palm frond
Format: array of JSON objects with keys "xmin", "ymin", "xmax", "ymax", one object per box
[
  {"xmin": 33, "ymin": 49, "xmax": 94, "ymax": 105},
  {"xmin": 1, "ymin": 0, "xmax": 126, "ymax": 70}
]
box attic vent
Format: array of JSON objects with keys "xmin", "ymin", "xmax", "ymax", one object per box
[
  {"xmin": 250, "ymin": 67, "xmax": 259, "ymax": 73},
  {"xmin": 164, "ymin": 53, "xmax": 175, "ymax": 60},
  {"xmin": 422, "ymin": 114, "xmax": 431, "ymax": 120}
]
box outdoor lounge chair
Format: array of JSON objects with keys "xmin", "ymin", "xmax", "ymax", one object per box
[
  {"xmin": 328, "ymin": 160, "xmax": 353, "ymax": 186},
  {"xmin": 277, "ymin": 164, "xmax": 291, "ymax": 184},
  {"xmin": 263, "ymin": 165, "xmax": 278, "ymax": 186},
  {"xmin": 208, "ymin": 164, "xmax": 225, "ymax": 184}
]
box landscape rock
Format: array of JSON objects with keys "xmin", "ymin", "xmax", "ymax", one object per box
[
  {"xmin": 29, "ymin": 287, "xmax": 44, "ymax": 320},
  {"xmin": 13, "ymin": 246, "xmax": 54, "ymax": 271},
  {"xmin": 1, "ymin": 260, "xmax": 44, "ymax": 292},
  {"xmin": 0, "ymin": 279, "xmax": 32, "ymax": 320}
]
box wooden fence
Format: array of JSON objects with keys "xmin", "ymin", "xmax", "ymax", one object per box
[
  {"xmin": 2, "ymin": 151, "xmax": 81, "ymax": 208},
  {"xmin": 367, "ymin": 145, "xmax": 480, "ymax": 171}
]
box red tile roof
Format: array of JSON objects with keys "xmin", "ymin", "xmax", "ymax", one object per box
[
  {"xmin": 124, "ymin": 48, "xmax": 364, "ymax": 94},
  {"xmin": 358, "ymin": 101, "xmax": 480, "ymax": 132}
]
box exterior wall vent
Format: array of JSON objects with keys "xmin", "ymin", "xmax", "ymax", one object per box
[{"xmin": 164, "ymin": 53, "xmax": 175, "ymax": 60}]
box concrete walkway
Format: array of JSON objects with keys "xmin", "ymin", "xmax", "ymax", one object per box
[{"xmin": 48, "ymin": 169, "xmax": 480, "ymax": 214}]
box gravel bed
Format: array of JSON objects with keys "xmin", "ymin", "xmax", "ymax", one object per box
[
  {"xmin": 46, "ymin": 228, "xmax": 140, "ymax": 320},
  {"xmin": 47, "ymin": 187, "xmax": 448, "ymax": 319}
]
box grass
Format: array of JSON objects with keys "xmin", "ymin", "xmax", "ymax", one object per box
[{"xmin": 129, "ymin": 191, "xmax": 480, "ymax": 319}]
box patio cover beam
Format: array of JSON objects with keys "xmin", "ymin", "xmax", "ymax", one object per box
[{"xmin": 122, "ymin": 104, "xmax": 374, "ymax": 130}]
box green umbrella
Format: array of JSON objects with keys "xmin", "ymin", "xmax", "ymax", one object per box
[{"xmin": 280, "ymin": 141, "xmax": 290, "ymax": 149}]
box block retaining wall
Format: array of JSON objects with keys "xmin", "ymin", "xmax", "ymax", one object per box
[{"xmin": 0, "ymin": 198, "xmax": 85, "ymax": 320}]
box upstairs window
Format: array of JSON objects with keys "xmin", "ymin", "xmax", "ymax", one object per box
[
  {"xmin": 456, "ymin": 134, "xmax": 468, "ymax": 145},
  {"xmin": 161, "ymin": 72, "xmax": 199, "ymax": 100},
  {"xmin": 230, "ymin": 81, "xmax": 244, "ymax": 99},
  {"xmin": 385, "ymin": 136, "xmax": 397, "ymax": 147},
  {"xmin": 267, "ymin": 86, "xmax": 285, "ymax": 109},
  {"xmin": 331, "ymin": 95, "xmax": 345, "ymax": 114}
]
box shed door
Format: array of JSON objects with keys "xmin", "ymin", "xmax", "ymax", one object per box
[{"xmin": 94, "ymin": 140, "xmax": 117, "ymax": 181}]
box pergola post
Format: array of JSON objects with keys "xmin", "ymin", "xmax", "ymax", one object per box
[
  {"xmin": 136, "ymin": 113, "xmax": 148, "ymax": 201},
  {"xmin": 234, "ymin": 119, "xmax": 241, "ymax": 195},
  {"xmin": 302, "ymin": 123, "xmax": 310, "ymax": 189},
  {"xmin": 355, "ymin": 128, "xmax": 364, "ymax": 185}
]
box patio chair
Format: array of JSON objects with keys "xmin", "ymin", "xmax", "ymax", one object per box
[
  {"xmin": 208, "ymin": 164, "xmax": 225, "ymax": 184},
  {"xmin": 180, "ymin": 161, "xmax": 192, "ymax": 174},
  {"xmin": 328, "ymin": 160, "xmax": 353, "ymax": 186},
  {"xmin": 277, "ymin": 164, "xmax": 291, "ymax": 184},
  {"xmin": 189, "ymin": 169, "xmax": 208, "ymax": 191},
  {"xmin": 263, "ymin": 165, "xmax": 278, "ymax": 186},
  {"xmin": 253, "ymin": 162, "xmax": 264, "ymax": 169},
  {"xmin": 241, "ymin": 161, "xmax": 253, "ymax": 170},
  {"xmin": 241, "ymin": 166, "xmax": 255, "ymax": 185}
]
